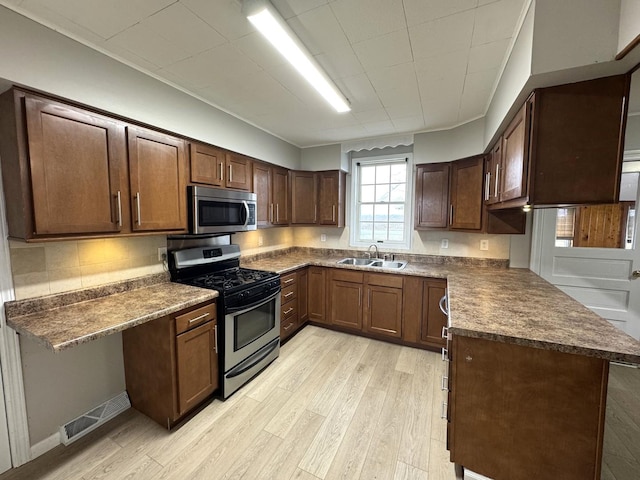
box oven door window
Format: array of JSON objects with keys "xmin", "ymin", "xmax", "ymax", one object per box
[
  {"xmin": 234, "ymin": 298, "xmax": 276, "ymax": 351},
  {"xmin": 199, "ymin": 199, "xmax": 246, "ymax": 227}
]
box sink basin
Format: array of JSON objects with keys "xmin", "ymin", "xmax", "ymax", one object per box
[
  {"xmin": 369, "ymin": 260, "xmax": 408, "ymax": 270},
  {"xmin": 336, "ymin": 258, "xmax": 408, "ymax": 270},
  {"xmin": 337, "ymin": 257, "xmax": 374, "ymax": 266}
]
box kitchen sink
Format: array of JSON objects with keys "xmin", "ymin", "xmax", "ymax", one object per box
[{"xmin": 337, "ymin": 257, "xmax": 408, "ymax": 270}]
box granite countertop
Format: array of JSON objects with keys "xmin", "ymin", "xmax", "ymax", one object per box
[
  {"xmin": 242, "ymin": 249, "xmax": 640, "ymax": 364},
  {"xmin": 4, "ymin": 273, "xmax": 218, "ymax": 352}
]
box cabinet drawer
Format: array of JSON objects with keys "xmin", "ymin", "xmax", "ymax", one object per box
[
  {"xmin": 281, "ymin": 300, "xmax": 297, "ymax": 320},
  {"xmin": 281, "ymin": 272, "xmax": 297, "ymax": 286},
  {"xmin": 282, "ymin": 283, "xmax": 297, "ymax": 302},
  {"xmin": 175, "ymin": 303, "xmax": 216, "ymax": 335},
  {"xmin": 367, "ymin": 273, "xmax": 403, "ymax": 288},
  {"xmin": 332, "ymin": 269, "xmax": 364, "ymax": 283},
  {"xmin": 281, "ymin": 315, "xmax": 297, "ymax": 337}
]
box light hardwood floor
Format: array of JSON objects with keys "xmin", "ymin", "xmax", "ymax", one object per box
[{"xmin": 0, "ymin": 326, "xmax": 638, "ymax": 480}]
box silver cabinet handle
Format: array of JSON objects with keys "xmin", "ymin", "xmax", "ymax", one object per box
[
  {"xmin": 441, "ymin": 375, "xmax": 449, "ymax": 391},
  {"xmin": 189, "ymin": 312, "xmax": 210, "ymax": 324},
  {"xmin": 439, "ymin": 294, "xmax": 449, "ymax": 316},
  {"xmin": 219, "ymin": 162, "xmax": 224, "ymax": 182},
  {"xmin": 283, "ymin": 307, "xmax": 294, "ymax": 315},
  {"xmin": 441, "ymin": 326, "xmax": 449, "ymax": 339},
  {"xmin": 270, "ymin": 204, "xmax": 274, "ymax": 223},
  {"xmin": 441, "ymin": 401, "xmax": 448, "ymax": 420},
  {"xmin": 135, "ymin": 192, "xmax": 141, "ymax": 226},
  {"xmin": 116, "ymin": 191, "xmax": 122, "ymax": 227},
  {"xmin": 284, "ymin": 322, "xmax": 294, "ymax": 331},
  {"xmin": 495, "ymin": 163, "xmax": 500, "ymax": 198},
  {"xmin": 283, "ymin": 278, "xmax": 295, "ymax": 284},
  {"xmin": 314, "ymin": 204, "xmax": 317, "ymax": 222},
  {"xmin": 441, "ymin": 347, "xmax": 448, "ymax": 362},
  {"xmin": 449, "ymin": 205, "xmax": 453, "ymax": 226},
  {"xmin": 276, "ymin": 204, "xmax": 280, "ymax": 222},
  {"xmin": 214, "ymin": 324, "xmax": 217, "ymax": 353},
  {"xmin": 332, "ymin": 205, "xmax": 336, "ymax": 223},
  {"xmin": 484, "ymin": 172, "xmax": 490, "ymax": 201},
  {"xmin": 283, "ymin": 291, "xmax": 294, "ymax": 298},
  {"xmin": 229, "ymin": 164, "xmax": 233, "ymax": 183}
]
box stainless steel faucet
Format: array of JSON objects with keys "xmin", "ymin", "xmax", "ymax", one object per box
[{"xmin": 367, "ymin": 244, "xmax": 379, "ymax": 259}]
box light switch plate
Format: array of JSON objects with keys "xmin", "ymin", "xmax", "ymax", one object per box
[
  {"xmin": 480, "ymin": 239, "xmax": 489, "ymax": 251},
  {"xmin": 441, "ymin": 239, "xmax": 449, "ymax": 249}
]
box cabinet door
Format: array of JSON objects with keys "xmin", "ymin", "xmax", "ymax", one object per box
[
  {"xmin": 291, "ymin": 171, "xmax": 317, "ymax": 224},
  {"xmin": 318, "ymin": 171, "xmax": 345, "ymax": 226},
  {"xmin": 330, "ymin": 280, "xmax": 363, "ymax": 330},
  {"xmin": 364, "ymin": 285, "xmax": 402, "ymax": 338},
  {"xmin": 308, "ymin": 267, "xmax": 327, "ymax": 324},
  {"xmin": 415, "ymin": 163, "xmax": 450, "ymax": 229},
  {"xmin": 499, "ymin": 103, "xmax": 529, "ymax": 203},
  {"xmin": 190, "ymin": 142, "xmax": 224, "ymax": 187},
  {"xmin": 128, "ymin": 126, "xmax": 187, "ymax": 232},
  {"xmin": 253, "ymin": 162, "xmax": 272, "ymax": 227},
  {"xmin": 176, "ymin": 320, "xmax": 218, "ymax": 416},
  {"xmin": 225, "ymin": 152, "xmax": 252, "ymax": 191},
  {"xmin": 485, "ymin": 141, "xmax": 501, "ymax": 205},
  {"xmin": 298, "ymin": 268, "xmax": 309, "ymax": 323},
  {"xmin": 24, "ymin": 95, "xmax": 126, "ymax": 235},
  {"xmin": 450, "ymin": 156, "xmax": 484, "ymax": 231},
  {"xmin": 421, "ymin": 279, "xmax": 447, "ymax": 348},
  {"xmin": 272, "ymin": 167, "xmax": 290, "ymax": 225}
]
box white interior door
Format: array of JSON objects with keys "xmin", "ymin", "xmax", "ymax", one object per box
[{"xmin": 531, "ymin": 209, "xmax": 640, "ymax": 340}]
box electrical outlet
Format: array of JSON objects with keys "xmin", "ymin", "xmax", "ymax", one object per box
[
  {"xmin": 441, "ymin": 239, "xmax": 449, "ymax": 249},
  {"xmin": 480, "ymin": 239, "xmax": 489, "ymax": 251},
  {"xmin": 158, "ymin": 247, "xmax": 167, "ymax": 262},
  {"xmin": 321, "ymin": 234, "xmax": 327, "ymax": 242},
  {"xmin": 258, "ymin": 236, "xmax": 264, "ymax": 246}
]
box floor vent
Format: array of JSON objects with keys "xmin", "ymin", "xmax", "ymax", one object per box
[{"xmin": 59, "ymin": 392, "xmax": 131, "ymax": 445}]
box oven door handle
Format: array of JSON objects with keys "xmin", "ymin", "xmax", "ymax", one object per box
[
  {"xmin": 225, "ymin": 289, "xmax": 280, "ymax": 316},
  {"xmin": 226, "ymin": 337, "xmax": 279, "ymax": 378}
]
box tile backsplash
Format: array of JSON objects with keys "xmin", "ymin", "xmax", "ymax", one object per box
[{"xmin": 9, "ymin": 236, "xmax": 167, "ymax": 300}]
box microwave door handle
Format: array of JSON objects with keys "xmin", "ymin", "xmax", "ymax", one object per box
[{"xmin": 242, "ymin": 201, "xmax": 250, "ymax": 227}]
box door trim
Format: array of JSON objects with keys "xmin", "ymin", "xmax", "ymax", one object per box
[{"xmin": 0, "ymin": 165, "xmax": 31, "ymax": 467}]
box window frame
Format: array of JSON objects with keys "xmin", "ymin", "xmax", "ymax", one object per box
[{"xmin": 349, "ymin": 154, "xmax": 414, "ymax": 250}]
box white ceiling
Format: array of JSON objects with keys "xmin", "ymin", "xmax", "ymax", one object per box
[{"xmin": 3, "ymin": 0, "xmax": 529, "ymax": 147}]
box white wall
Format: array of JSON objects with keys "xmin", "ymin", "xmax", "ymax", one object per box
[
  {"xmin": 626, "ymin": 115, "xmax": 640, "ymax": 151},
  {"xmin": 618, "ymin": 0, "xmax": 640, "ymax": 54},
  {"xmin": 300, "ymin": 144, "xmax": 343, "ymax": 171},
  {"xmin": 414, "ymin": 118, "xmax": 485, "ymax": 163},
  {"xmin": 0, "ymin": 6, "xmax": 300, "ymax": 169}
]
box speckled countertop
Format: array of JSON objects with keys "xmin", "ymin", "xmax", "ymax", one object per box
[
  {"xmin": 242, "ymin": 248, "xmax": 640, "ymax": 364},
  {"xmin": 4, "ymin": 273, "xmax": 218, "ymax": 352}
]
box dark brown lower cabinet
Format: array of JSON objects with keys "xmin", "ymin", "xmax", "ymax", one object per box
[
  {"xmin": 449, "ymin": 335, "xmax": 608, "ymax": 480},
  {"xmin": 122, "ymin": 301, "xmax": 218, "ymax": 428},
  {"xmin": 420, "ymin": 279, "xmax": 447, "ymax": 348},
  {"xmin": 363, "ymin": 273, "xmax": 403, "ymax": 339},
  {"xmin": 308, "ymin": 266, "xmax": 328, "ymax": 324},
  {"xmin": 329, "ymin": 269, "xmax": 364, "ymax": 331}
]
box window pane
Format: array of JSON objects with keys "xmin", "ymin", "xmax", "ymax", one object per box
[
  {"xmin": 389, "ymin": 184, "xmax": 405, "ymax": 202},
  {"xmin": 389, "ymin": 223, "xmax": 404, "ymax": 241},
  {"xmin": 376, "ymin": 164, "xmax": 390, "ymax": 183},
  {"xmin": 361, "ymin": 166, "xmax": 376, "ymax": 184},
  {"xmin": 360, "ymin": 222, "xmax": 373, "ymax": 240},
  {"xmin": 375, "ymin": 184, "xmax": 390, "ymax": 202},
  {"xmin": 361, "ymin": 185, "xmax": 375, "ymax": 203},
  {"xmin": 374, "ymin": 222, "xmax": 388, "ymax": 240},
  {"xmin": 360, "ymin": 204, "xmax": 373, "ymax": 222},
  {"xmin": 390, "ymin": 204, "xmax": 404, "ymax": 222},
  {"xmin": 374, "ymin": 204, "xmax": 389, "ymax": 222},
  {"xmin": 390, "ymin": 163, "xmax": 406, "ymax": 183}
]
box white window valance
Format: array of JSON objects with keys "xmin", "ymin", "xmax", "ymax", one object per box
[{"xmin": 341, "ymin": 134, "xmax": 414, "ymax": 153}]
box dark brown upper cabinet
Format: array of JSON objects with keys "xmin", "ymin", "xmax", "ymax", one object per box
[
  {"xmin": 253, "ymin": 162, "xmax": 289, "ymax": 227},
  {"xmin": 189, "ymin": 142, "xmax": 252, "ymax": 191},
  {"xmin": 291, "ymin": 170, "xmax": 346, "ymax": 227},
  {"xmin": 291, "ymin": 170, "xmax": 318, "ymax": 224},
  {"xmin": 449, "ymin": 155, "xmax": 485, "ymax": 231},
  {"xmin": 415, "ymin": 163, "xmax": 450, "ymax": 229}
]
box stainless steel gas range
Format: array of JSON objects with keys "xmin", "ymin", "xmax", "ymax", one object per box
[{"xmin": 168, "ymin": 235, "xmax": 280, "ymax": 398}]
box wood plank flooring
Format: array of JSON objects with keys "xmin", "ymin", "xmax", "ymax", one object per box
[{"xmin": 0, "ymin": 326, "xmax": 638, "ymax": 480}]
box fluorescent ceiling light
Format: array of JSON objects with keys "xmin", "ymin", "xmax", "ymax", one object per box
[{"xmin": 243, "ymin": 0, "xmax": 351, "ymax": 113}]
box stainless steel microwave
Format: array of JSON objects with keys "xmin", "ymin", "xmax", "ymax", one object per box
[{"xmin": 188, "ymin": 186, "xmax": 257, "ymax": 234}]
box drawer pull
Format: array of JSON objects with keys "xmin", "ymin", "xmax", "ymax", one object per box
[
  {"xmin": 441, "ymin": 347, "xmax": 448, "ymax": 362},
  {"xmin": 214, "ymin": 325, "xmax": 217, "ymax": 353},
  {"xmin": 188, "ymin": 312, "xmax": 210, "ymax": 324},
  {"xmin": 284, "ymin": 307, "xmax": 294, "ymax": 315},
  {"xmin": 283, "ymin": 278, "xmax": 295, "ymax": 284},
  {"xmin": 441, "ymin": 401, "xmax": 448, "ymax": 420},
  {"xmin": 284, "ymin": 323, "xmax": 294, "ymax": 331},
  {"xmin": 284, "ymin": 292, "xmax": 294, "ymax": 298},
  {"xmin": 441, "ymin": 375, "xmax": 448, "ymax": 391}
]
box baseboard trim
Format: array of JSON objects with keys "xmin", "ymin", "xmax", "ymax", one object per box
[{"xmin": 30, "ymin": 433, "xmax": 59, "ymax": 460}]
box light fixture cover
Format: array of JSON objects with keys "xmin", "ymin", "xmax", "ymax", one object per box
[{"xmin": 242, "ymin": 0, "xmax": 350, "ymax": 113}]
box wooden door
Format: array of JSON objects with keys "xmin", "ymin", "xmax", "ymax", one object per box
[
  {"xmin": 364, "ymin": 284, "xmax": 402, "ymax": 338},
  {"xmin": 485, "ymin": 141, "xmax": 501, "ymax": 205},
  {"xmin": 128, "ymin": 126, "xmax": 187, "ymax": 232},
  {"xmin": 308, "ymin": 267, "xmax": 327, "ymax": 324},
  {"xmin": 318, "ymin": 171, "xmax": 345, "ymax": 226},
  {"xmin": 190, "ymin": 142, "xmax": 224, "ymax": 187},
  {"xmin": 500, "ymin": 103, "xmax": 529, "ymax": 203},
  {"xmin": 24, "ymin": 95, "xmax": 126, "ymax": 235},
  {"xmin": 253, "ymin": 162, "xmax": 272, "ymax": 227},
  {"xmin": 415, "ymin": 163, "xmax": 450, "ymax": 229},
  {"xmin": 298, "ymin": 268, "xmax": 309, "ymax": 323},
  {"xmin": 225, "ymin": 152, "xmax": 252, "ymax": 191},
  {"xmin": 291, "ymin": 171, "xmax": 317, "ymax": 224},
  {"xmin": 420, "ymin": 279, "xmax": 447, "ymax": 348},
  {"xmin": 450, "ymin": 155, "xmax": 484, "ymax": 231},
  {"xmin": 176, "ymin": 320, "xmax": 218, "ymax": 416},
  {"xmin": 272, "ymin": 167, "xmax": 290, "ymax": 225},
  {"xmin": 330, "ymin": 280, "xmax": 363, "ymax": 330}
]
